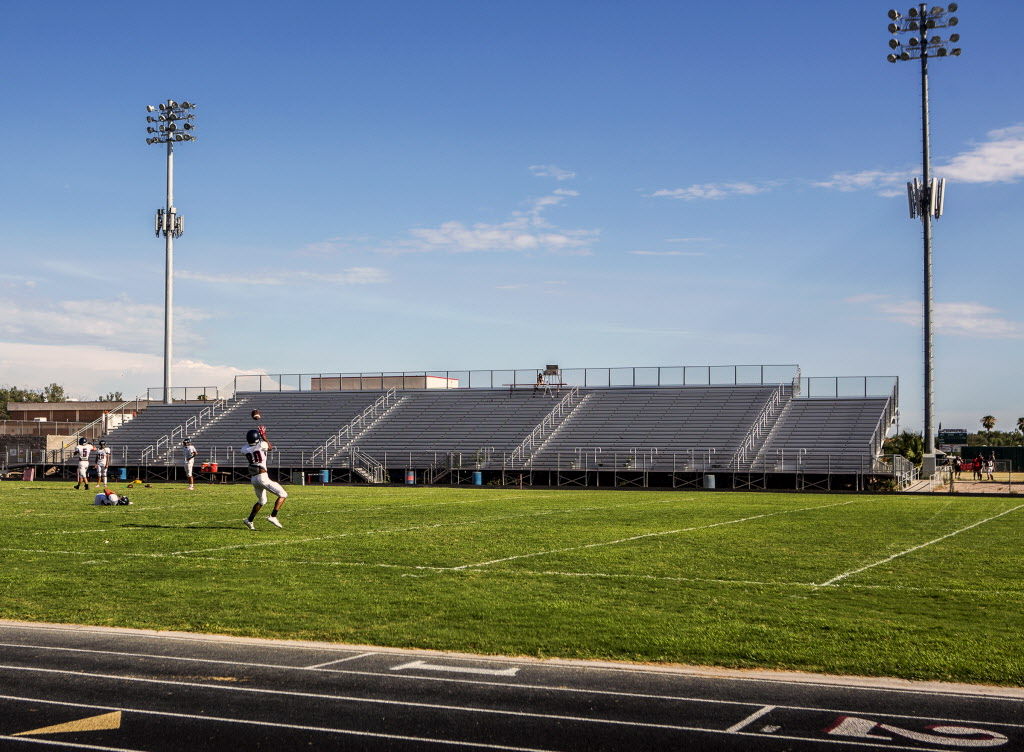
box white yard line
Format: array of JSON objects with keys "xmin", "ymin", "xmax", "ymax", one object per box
[
  {"xmin": 817, "ymin": 503, "xmax": 1024, "ymax": 587},
  {"xmin": 452, "ymin": 498, "xmax": 865, "ymax": 570},
  {"xmin": 168, "ymin": 496, "xmax": 695, "ymax": 556},
  {"xmin": 3, "ymin": 546, "xmax": 1023, "ymax": 600},
  {"xmin": 0, "ymin": 496, "xmax": 695, "ymax": 560}
]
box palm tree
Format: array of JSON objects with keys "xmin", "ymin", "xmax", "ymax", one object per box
[
  {"xmin": 981, "ymin": 415, "xmax": 996, "ymax": 442},
  {"xmin": 883, "ymin": 431, "xmax": 924, "ymax": 467},
  {"xmin": 1018, "ymin": 417, "xmax": 1024, "ymax": 436}
]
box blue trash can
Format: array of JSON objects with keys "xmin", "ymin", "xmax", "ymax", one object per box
[
  {"xmin": 321, "ymin": 469, "xmax": 330, "ymax": 484},
  {"xmin": 472, "ymin": 471, "xmax": 483, "ymax": 486},
  {"xmin": 117, "ymin": 467, "xmax": 127, "ymax": 481},
  {"xmin": 405, "ymin": 470, "xmax": 416, "ymax": 485},
  {"xmin": 703, "ymin": 474, "xmax": 716, "ymax": 489}
]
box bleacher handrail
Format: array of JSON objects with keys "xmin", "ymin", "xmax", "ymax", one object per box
[
  {"xmin": 730, "ymin": 384, "xmax": 789, "ymax": 469},
  {"xmin": 51, "ymin": 395, "xmax": 147, "ymax": 461},
  {"xmin": 506, "ymin": 386, "xmax": 582, "ymax": 468},
  {"xmin": 140, "ymin": 397, "xmax": 231, "ymax": 464},
  {"xmin": 867, "ymin": 382, "xmax": 900, "ymax": 459},
  {"xmin": 310, "ymin": 389, "xmax": 399, "ymax": 466}
]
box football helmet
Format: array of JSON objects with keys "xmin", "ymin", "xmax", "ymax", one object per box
[
  {"xmin": 78, "ymin": 437, "xmax": 87, "ymax": 445},
  {"xmin": 183, "ymin": 438, "xmax": 192, "ymax": 445},
  {"xmin": 245, "ymin": 429, "xmax": 261, "ymax": 445},
  {"xmin": 98, "ymin": 440, "xmax": 106, "ymax": 448}
]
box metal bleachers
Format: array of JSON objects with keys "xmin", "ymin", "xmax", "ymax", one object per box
[
  {"xmin": 529, "ymin": 385, "xmax": 782, "ymax": 471},
  {"xmin": 751, "ymin": 397, "xmax": 892, "ymax": 473},
  {"xmin": 93, "ymin": 404, "xmax": 209, "ymax": 465},
  {"xmin": 88, "ymin": 376, "xmax": 896, "ymax": 483},
  {"xmin": 357, "ymin": 389, "xmax": 559, "ymax": 469},
  {"xmin": 189, "ymin": 391, "xmax": 384, "ymax": 466}
]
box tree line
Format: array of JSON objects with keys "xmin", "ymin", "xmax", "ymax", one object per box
[{"xmin": 0, "ymin": 385, "xmax": 124, "ymax": 420}]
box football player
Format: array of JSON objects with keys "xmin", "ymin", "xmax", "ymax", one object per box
[
  {"xmin": 182, "ymin": 438, "xmax": 198, "ymax": 490},
  {"xmin": 241, "ymin": 428, "xmax": 287, "ymax": 530},
  {"xmin": 94, "ymin": 440, "xmax": 112, "ymax": 485},
  {"xmin": 72, "ymin": 437, "xmax": 94, "ymax": 490}
]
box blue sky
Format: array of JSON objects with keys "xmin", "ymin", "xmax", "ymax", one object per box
[{"xmin": 1, "ymin": 0, "xmax": 1022, "ymax": 434}]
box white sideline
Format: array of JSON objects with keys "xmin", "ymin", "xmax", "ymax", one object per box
[
  {"xmin": 452, "ymin": 498, "xmax": 864, "ymax": 570},
  {"xmin": 817, "ymin": 503, "xmax": 1024, "ymax": 587}
]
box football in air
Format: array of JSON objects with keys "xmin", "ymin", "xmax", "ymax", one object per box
[{"xmin": 251, "ymin": 409, "xmax": 262, "ymax": 421}]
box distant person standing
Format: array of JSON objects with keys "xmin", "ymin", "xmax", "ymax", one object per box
[
  {"xmin": 181, "ymin": 438, "xmax": 198, "ymax": 490},
  {"xmin": 94, "ymin": 440, "xmax": 112, "ymax": 486},
  {"xmin": 72, "ymin": 438, "xmax": 94, "ymax": 490},
  {"xmin": 241, "ymin": 428, "xmax": 287, "ymax": 530},
  {"xmin": 986, "ymin": 455, "xmax": 995, "ymax": 481}
]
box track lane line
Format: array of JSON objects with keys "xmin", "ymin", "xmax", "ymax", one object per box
[
  {"xmin": 0, "ymin": 737, "xmax": 144, "ymax": 752},
  {"xmin": 3, "ymin": 649, "xmax": 1022, "ymax": 720},
  {"xmin": 0, "ymin": 690, "xmax": 1009, "ymax": 752},
  {"xmin": 0, "ymin": 694, "xmax": 556, "ymax": 752}
]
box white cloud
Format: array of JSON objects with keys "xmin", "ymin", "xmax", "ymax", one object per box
[
  {"xmin": 649, "ymin": 182, "xmax": 767, "ymax": 200},
  {"xmin": 843, "ymin": 293, "xmax": 889, "ymax": 304},
  {"xmin": 627, "ymin": 250, "xmax": 705, "ymax": 257},
  {"xmin": 296, "ymin": 235, "xmax": 374, "ymax": 256},
  {"xmin": 178, "ymin": 267, "xmax": 390, "ymax": 286},
  {"xmin": 386, "ymin": 190, "xmax": 598, "ymax": 255},
  {"xmin": 0, "ymin": 341, "xmax": 255, "ymax": 401},
  {"xmin": 942, "ymin": 125, "xmax": 1024, "ymax": 183},
  {"xmin": 494, "ymin": 280, "xmax": 568, "ymax": 293},
  {"xmin": 0, "ymin": 296, "xmax": 207, "ymax": 353},
  {"xmin": 666, "ymin": 237, "xmax": 712, "ymax": 243},
  {"xmin": 816, "ymin": 125, "xmax": 1024, "ymax": 193},
  {"xmin": 850, "ymin": 295, "xmax": 1023, "ymax": 339},
  {"xmin": 813, "ymin": 169, "xmax": 909, "ymax": 192},
  {"xmin": 529, "ymin": 164, "xmax": 576, "ymax": 181},
  {"xmin": 599, "ymin": 325, "xmax": 693, "ymax": 337}
]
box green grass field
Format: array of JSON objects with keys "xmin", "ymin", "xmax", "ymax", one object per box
[{"xmin": 2, "ymin": 481, "xmax": 1022, "ymax": 686}]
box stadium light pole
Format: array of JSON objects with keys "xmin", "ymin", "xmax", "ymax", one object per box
[
  {"xmin": 886, "ymin": 4, "xmax": 961, "ymax": 475},
  {"xmin": 145, "ymin": 99, "xmax": 197, "ymax": 405}
]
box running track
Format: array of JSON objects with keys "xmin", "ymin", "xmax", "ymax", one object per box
[{"xmin": 0, "ymin": 621, "xmax": 1020, "ymax": 751}]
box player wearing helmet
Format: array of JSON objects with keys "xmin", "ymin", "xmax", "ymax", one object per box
[
  {"xmin": 93, "ymin": 489, "xmax": 131, "ymax": 506},
  {"xmin": 73, "ymin": 437, "xmax": 94, "ymax": 490},
  {"xmin": 181, "ymin": 438, "xmax": 199, "ymax": 490},
  {"xmin": 240, "ymin": 427, "xmax": 288, "ymax": 530},
  {"xmin": 94, "ymin": 440, "xmax": 112, "ymax": 485}
]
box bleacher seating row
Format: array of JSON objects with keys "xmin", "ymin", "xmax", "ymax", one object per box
[{"xmin": 89, "ymin": 384, "xmax": 894, "ymax": 476}]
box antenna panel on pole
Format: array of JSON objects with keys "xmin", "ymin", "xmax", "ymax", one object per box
[
  {"xmin": 906, "ymin": 181, "xmax": 918, "ymax": 219},
  {"xmin": 931, "ymin": 178, "xmax": 946, "ymax": 219}
]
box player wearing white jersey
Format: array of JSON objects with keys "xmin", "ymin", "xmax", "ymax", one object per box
[
  {"xmin": 241, "ymin": 428, "xmax": 287, "ymax": 530},
  {"xmin": 73, "ymin": 438, "xmax": 94, "ymax": 490},
  {"xmin": 94, "ymin": 440, "xmax": 112, "ymax": 485},
  {"xmin": 182, "ymin": 438, "xmax": 199, "ymax": 490}
]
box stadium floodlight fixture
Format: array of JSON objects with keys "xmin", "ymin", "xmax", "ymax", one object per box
[
  {"xmin": 885, "ymin": 3, "xmax": 962, "ymax": 468},
  {"xmin": 144, "ymin": 98, "xmax": 197, "ymax": 404}
]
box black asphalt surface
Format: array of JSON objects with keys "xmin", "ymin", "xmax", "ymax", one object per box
[{"xmin": 0, "ymin": 621, "xmax": 1020, "ymax": 751}]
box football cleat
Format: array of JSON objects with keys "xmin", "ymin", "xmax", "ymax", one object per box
[
  {"xmin": 243, "ymin": 519, "xmax": 256, "ymax": 530},
  {"xmin": 267, "ymin": 516, "xmax": 283, "ymax": 528}
]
